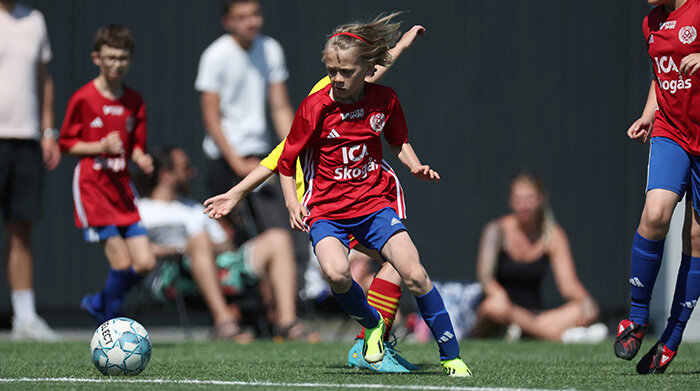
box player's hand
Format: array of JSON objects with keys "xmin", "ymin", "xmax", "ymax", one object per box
[
  {"xmin": 680, "ymin": 53, "xmax": 700, "ymax": 76},
  {"xmin": 627, "ymin": 116, "xmax": 653, "ymax": 144},
  {"xmin": 286, "ymin": 201, "xmax": 309, "ymax": 232},
  {"xmin": 231, "ymin": 157, "xmax": 261, "ymax": 177},
  {"xmin": 203, "ymin": 192, "xmax": 240, "ymax": 219},
  {"xmin": 411, "ymin": 165, "xmax": 440, "ymax": 182},
  {"xmin": 134, "ymin": 153, "xmax": 154, "ymax": 174},
  {"xmin": 102, "ymin": 131, "xmax": 123, "ymax": 155},
  {"xmin": 396, "ymin": 25, "xmax": 426, "ymax": 53},
  {"xmin": 40, "ymin": 137, "xmax": 61, "ymax": 170}
]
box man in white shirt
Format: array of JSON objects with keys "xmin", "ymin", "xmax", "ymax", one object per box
[
  {"xmin": 0, "ymin": 0, "xmax": 60, "ymax": 341},
  {"xmin": 195, "ymin": 0, "xmax": 294, "ymax": 243}
]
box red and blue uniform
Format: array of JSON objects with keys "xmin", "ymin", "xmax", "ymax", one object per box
[{"xmin": 59, "ymin": 81, "xmax": 147, "ymax": 239}]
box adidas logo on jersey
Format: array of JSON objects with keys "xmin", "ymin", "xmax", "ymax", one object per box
[
  {"xmin": 390, "ymin": 218, "xmax": 401, "ymax": 226},
  {"xmin": 90, "ymin": 117, "xmax": 104, "ymax": 128},
  {"xmin": 629, "ymin": 277, "xmax": 644, "ymax": 288},
  {"xmin": 327, "ymin": 129, "xmax": 340, "ymax": 139},
  {"xmin": 649, "ymin": 34, "xmax": 654, "ymax": 44}
]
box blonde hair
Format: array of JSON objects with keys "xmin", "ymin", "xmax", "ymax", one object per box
[
  {"xmin": 511, "ymin": 171, "xmax": 557, "ymax": 238},
  {"xmin": 322, "ymin": 12, "xmax": 403, "ymax": 67}
]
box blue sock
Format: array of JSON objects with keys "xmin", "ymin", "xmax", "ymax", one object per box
[
  {"xmin": 660, "ymin": 254, "xmax": 700, "ymax": 351},
  {"xmin": 88, "ymin": 291, "xmax": 104, "ymax": 312},
  {"xmin": 332, "ymin": 280, "xmax": 380, "ymax": 329},
  {"xmin": 629, "ymin": 231, "xmax": 665, "ymax": 325},
  {"xmin": 103, "ymin": 267, "xmax": 140, "ymax": 318},
  {"xmin": 415, "ymin": 285, "xmax": 460, "ymax": 361}
]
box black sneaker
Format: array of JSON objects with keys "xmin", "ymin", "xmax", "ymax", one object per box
[
  {"xmin": 636, "ymin": 341, "xmax": 676, "ymax": 374},
  {"xmin": 614, "ymin": 319, "xmax": 647, "ymax": 360}
]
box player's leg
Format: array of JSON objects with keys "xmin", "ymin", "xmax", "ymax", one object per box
[
  {"xmin": 638, "ymin": 174, "xmax": 700, "ymax": 374},
  {"xmin": 616, "ymin": 137, "xmax": 688, "ymax": 360},
  {"xmin": 312, "ymin": 222, "xmax": 384, "ymax": 362},
  {"xmin": 92, "ymin": 232, "xmax": 137, "ymax": 321}
]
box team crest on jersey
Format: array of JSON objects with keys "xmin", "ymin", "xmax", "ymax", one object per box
[
  {"xmin": 679, "ymin": 26, "xmax": 697, "ymax": 44},
  {"xmin": 369, "ymin": 113, "xmax": 386, "ymax": 133}
]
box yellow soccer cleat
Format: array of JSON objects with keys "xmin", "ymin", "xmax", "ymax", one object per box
[
  {"xmin": 441, "ymin": 357, "xmax": 473, "ymax": 377},
  {"xmin": 362, "ymin": 317, "xmax": 385, "ymax": 363}
]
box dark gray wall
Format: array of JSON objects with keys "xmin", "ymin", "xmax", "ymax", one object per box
[{"xmin": 1, "ymin": 1, "xmax": 652, "ymax": 318}]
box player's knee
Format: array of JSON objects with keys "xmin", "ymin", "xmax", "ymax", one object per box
[
  {"xmin": 641, "ymin": 202, "xmax": 673, "ymax": 232},
  {"xmin": 401, "ymin": 268, "xmax": 429, "ymax": 294}
]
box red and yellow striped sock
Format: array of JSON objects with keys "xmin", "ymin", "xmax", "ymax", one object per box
[{"xmin": 358, "ymin": 278, "xmax": 402, "ymax": 341}]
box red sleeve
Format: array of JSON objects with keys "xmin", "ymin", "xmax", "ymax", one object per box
[
  {"xmin": 642, "ymin": 14, "xmax": 650, "ymax": 41},
  {"xmin": 279, "ymin": 104, "xmax": 316, "ymax": 176},
  {"xmin": 132, "ymin": 102, "xmax": 147, "ymax": 152},
  {"xmin": 383, "ymin": 93, "xmax": 408, "ymax": 146},
  {"xmin": 58, "ymin": 94, "xmax": 83, "ymax": 152}
]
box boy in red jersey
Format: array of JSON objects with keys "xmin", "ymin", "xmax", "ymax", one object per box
[
  {"xmin": 615, "ymin": 0, "xmax": 700, "ymax": 375},
  {"xmin": 59, "ymin": 24, "xmax": 155, "ymax": 324},
  {"xmin": 277, "ymin": 14, "xmax": 471, "ymax": 377}
]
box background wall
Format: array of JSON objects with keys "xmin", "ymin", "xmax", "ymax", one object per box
[{"xmin": 0, "ymin": 0, "xmax": 653, "ymax": 324}]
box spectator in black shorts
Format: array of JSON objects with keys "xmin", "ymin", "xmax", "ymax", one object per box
[{"xmin": 0, "ymin": 0, "xmax": 61, "ymax": 341}]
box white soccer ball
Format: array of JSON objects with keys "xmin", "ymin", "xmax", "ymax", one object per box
[{"xmin": 90, "ymin": 317, "xmax": 152, "ymax": 376}]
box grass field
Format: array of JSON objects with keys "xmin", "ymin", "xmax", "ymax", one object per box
[{"xmin": 0, "ymin": 339, "xmax": 698, "ymax": 390}]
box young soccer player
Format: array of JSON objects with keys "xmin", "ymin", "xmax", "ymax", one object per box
[
  {"xmin": 205, "ymin": 25, "xmax": 426, "ymax": 373},
  {"xmin": 59, "ymin": 24, "xmax": 155, "ymax": 325},
  {"xmin": 615, "ymin": 0, "xmax": 700, "ymax": 374},
  {"xmin": 277, "ymin": 14, "xmax": 471, "ymax": 377}
]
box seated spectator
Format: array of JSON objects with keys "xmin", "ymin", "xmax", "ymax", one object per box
[
  {"xmin": 137, "ymin": 147, "xmax": 319, "ymax": 342},
  {"xmin": 472, "ymin": 172, "xmax": 606, "ymax": 343}
]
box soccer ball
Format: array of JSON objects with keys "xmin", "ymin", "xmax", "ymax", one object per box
[{"xmin": 90, "ymin": 317, "xmax": 152, "ymax": 376}]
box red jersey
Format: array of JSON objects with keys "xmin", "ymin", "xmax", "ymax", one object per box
[
  {"xmin": 644, "ymin": 0, "xmax": 700, "ymax": 154},
  {"xmin": 279, "ymin": 83, "xmax": 408, "ymax": 226},
  {"xmin": 59, "ymin": 81, "xmax": 147, "ymax": 228}
]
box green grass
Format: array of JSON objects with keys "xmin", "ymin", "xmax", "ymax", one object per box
[{"xmin": 0, "ymin": 339, "xmax": 698, "ymax": 390}]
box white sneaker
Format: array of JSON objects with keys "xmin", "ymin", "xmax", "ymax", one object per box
[
  {"xmin": 505, "ymin": 323, "xmax": 522, "ymax": 343},
  {"xmin": 11, "ymin": 316, "xmax": 62, "ymax": 342},
  {"xmin": 562, "ymin": 322, "xmax": 607, "ymax": 344}
]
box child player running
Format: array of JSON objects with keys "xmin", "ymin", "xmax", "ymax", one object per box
[
  {"xmin": 59, "ymin": 25, "xmax": 156, "ymax": 324},
  {"xmin": 615, "ymin": 0, "xmax": 700, "ymax": 375},
  {"xmin": 278, "ymin": 13, "xmax": 470, "ymax": 377},
  {"xmin": 205, "ymin": 24, "xmax": 425, "ymax": 373}
]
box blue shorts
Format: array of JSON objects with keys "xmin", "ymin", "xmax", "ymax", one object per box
[
  {"xmin": 83, "ymin": 221, "xmax": 148, "ymax": 243},
  {"xmin": 309, "ymin": 207, "xmax": 407, "ymax": 252},
  {"xmin": 647, "ymin": 136, "xmax": 700, "ymax": 212}
]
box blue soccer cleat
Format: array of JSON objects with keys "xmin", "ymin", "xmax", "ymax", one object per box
[
  {"xmin": 81, "ymin": 294, "xmax": 108, "ymax": 325},
  {"xmin": 385, "ymin": 337, "xmax": 419, "ymax": 370},
  {"xmin": 348, "ymin": 339, "xmax": 410, "ymax": 373}
]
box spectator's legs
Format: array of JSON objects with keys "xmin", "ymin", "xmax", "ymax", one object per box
[
  {"xmin": 186, "ymin": 232, "xmax": 236, "ymax": 326},
  {"xmin": 6, "ymin": 222, "xmax": 36, "ymax": 319},
  {"xmin": 250, "ymin": 228, "xmax": 297, "ymax": 328}
]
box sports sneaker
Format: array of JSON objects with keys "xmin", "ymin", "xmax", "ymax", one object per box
[
  {"xmin": 363, "ymin": 317, "xmax": 385, "ymax": 363},
  {"xmin": 636, "ymin": 341, "xmax": 676, "ymax": 374},
  {"xmin": 614, "ymin": 319, "xmax": 647, "ymax": 360},
  {"xmin": 11, "ymin": 316, "xmax": 61, "ymax": 342},
  {"xmin": 348, "ymin": 339, "xmax": 410, "ymax": 373},
  {"xmin": 81, "ymin": 294, "xmax": 108, "ymax": 325},
  {"xmin": 385, "ymin": 337, "xmax": 419, "ymax": 370},
  {"xmin": 441, "ymin": 356, "xmax": 473, "ymax": 377}
]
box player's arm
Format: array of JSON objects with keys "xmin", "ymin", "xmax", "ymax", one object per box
[
  {"xmin": 366, "ymin": 25, "xmax": 425, "ymax": 83},
  {"xmin": 200, "ymin": 91, "xmax": 259, "ymax": 176},
  {"xmin": 203, "ymin": 164, "xmax": 275, "ymax": 219},
  {"xmin": 268, "ymin": 82, "xmax": 294, "ymax": 140},
  {"xmin": 130, "ymin": 103, "xmax": 153, "ymax": 174},
  {"xmin": 389, "ymin": 142, "xmax": 440, "ymax": 182},
  {"xmin": 38, "ymin": 62, "xmax": 60, "ymax": 170},
  {"xmin": 65, "ymin": 131, "xmax": 123, "ymax": 156},
  {"xmin": 627, "ymin": 81, "xmax": 657, "ymax": 144},
  {"xmin": 278, "ymin": 110, "xmax": 314, "ymax": 231}
]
